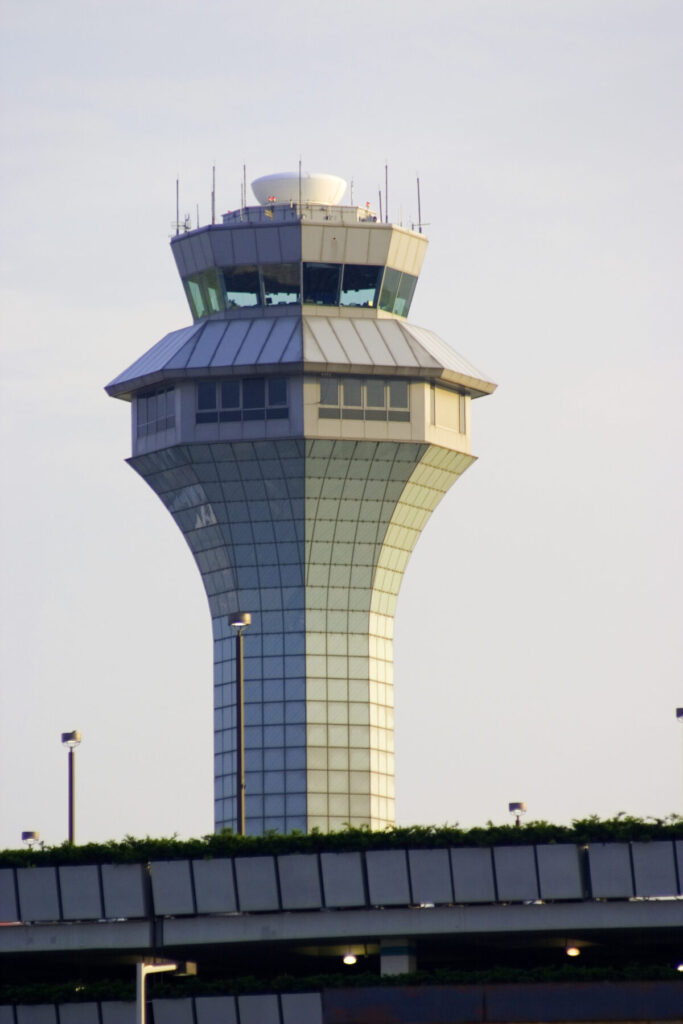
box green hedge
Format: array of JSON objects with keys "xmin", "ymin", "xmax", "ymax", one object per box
[
  {"xmin": 1, "ymin": 815, "xmax": 680, "ymax": 868},
  {"xmin": 1, "ymin": 964, "xmax": 681, "ymax": 1004}
]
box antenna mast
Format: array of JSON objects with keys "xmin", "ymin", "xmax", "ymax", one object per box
[
  {"xmin": 384, "ymin": 161, "xmax": 389, "ymax": 223},
  {"xmin": 175, "ymin": 177, "xmax": 180, "ymax": 236},
  {"xmin": 417, "ymin": 175, "xmax": 423, "ymax": 234},
  {"xmin": 378, "ymin": 188, "xmax": 383, "ymax": 224},
  {"xmin": 211, "ymin": 164, "xmax": 216, "ymax": 225}
]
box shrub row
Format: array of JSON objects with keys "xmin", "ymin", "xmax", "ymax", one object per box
[
  {"xmin": 1, "ymin": 815, "xmax": 680, "ymax": 868},
  {"xmin": 1, "ymin": 964, "xmax": 681, "ymax": 1004}
]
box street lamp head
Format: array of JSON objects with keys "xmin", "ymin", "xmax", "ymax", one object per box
[
  {"xmin": 676, "ymin": 708, "xmax": 683, "ymax": 721},
  {"xmin": 229, "ymin": 612, "xmax": 252, "ymax": 631},
  {"xmin": 21, "ymin": 831, "xmax": 39, "ymax": 843},
  {"xmin": 61, "ymin": 730, "xmax": 82, "ymax": 748},
  {"xmin": 508, "ymin": 801, "xmax": 526, "ymax": 814}
]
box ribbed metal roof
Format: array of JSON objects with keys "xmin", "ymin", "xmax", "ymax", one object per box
[{"xmin": 106, "ymin": 316, "xmax": 496, "ymax": 398}]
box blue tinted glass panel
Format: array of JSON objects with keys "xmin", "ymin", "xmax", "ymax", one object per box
[
  {"xmin": 243, "ymin": 379, "xmax": 265, "ymax": 408},
  {"xmin": 221, "ymin": 381, "xmax": 240, "ymax": 408},
  {"xmin": 223, "ymin": 266, "xmax": 260, "ymax": 307},
  {"xmin": 394, "ymin": 272, "xmax": 417, "ymax": 317},
  {"xmin": 185, "ymin": 276, "xmax": 207, "ymax": 318},
  {"xmin": 262, "ymin": 263, "xmax": 299, "ymax": 306},
  {"xmin": 204, "ymin": 268, "xmax": 224, "ymax": 313},
  {"xmin": 268, "ymin": 379, "xmax": 287, "ymax": 405},
  {"xmin": 340, "ymin": 265, "xmax": 383, "ymax": 308},
  {"xmin": 378, "ymin": 267, "xmax": 401, "ymax": 313},
  {"xmin": 303, "ymin": 263, "xmax": 341, "ymax": 305}
]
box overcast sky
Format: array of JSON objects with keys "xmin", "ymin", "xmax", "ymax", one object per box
[{"xmin": 0, "ymin": 0, "xmax": 681, "ymax": 849}]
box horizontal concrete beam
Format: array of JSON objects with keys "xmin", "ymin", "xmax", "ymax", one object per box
[{"xmin": 1, "ymin": 897, "xmax": 680, "ymax": 957}]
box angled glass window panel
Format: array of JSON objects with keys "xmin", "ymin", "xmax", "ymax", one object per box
[
  {"xmin": 203, "ymin": 268, "xmax": 224, "ymax": 313},
  {"xmin": 221, "ymin": 380, "xmax": 240, "ymax": 409},
  {"xmin": 388, "ymin": 380, "xmax": 408, "ymax": 409},
  {"xmin": 164, "ymin": 388, "xmax": 175, "ymax": 429},
  {"xmin": 267, "ymin": 407, "xmax": 288, "ymax": 419},
  {"xmin": 365, "ymin": 379, "xmax": 386, "ymax": 408},
  {"xmin": 268, "ymin": 378, "xmax": 287, "ymax": 406},
  {"xmin": 342, "ymin": 379, "xmax": 362, "ymax": 407},
  {"xmin": 198, "ymin": 382, "xmax": 217, "ymax": 410},
  {"xmin": 243, "ymin": 378, "xmax": 265, "ymax": 409},
  {"xmin": 223, "ymin": 265, "xmax": 260, "ymax": 307},
  {"xmin": 197, "ymin": 411, "xmax": 219, "ymax": 423},
  {"xmin": 303, "ymin": 263, "xmax": 341, "ymax": 306},
  {"xmin": 320, "ymin": 378, "xmax": 339, "ymax": 406},
  {"xmin": 340, "ymin": 265, "xmax": 383, "ymax": 308},
  {"xmin": 378, "ymin": 267, "xmax": 401, "ymax": 313},
  {"xmin": 394, "ymin": 272, "xmax": 417, "ymax": 317},
  {"xmin": 185, "ymin": 276, "xmax": 207, "ymax": 318},
  {"xmin": 262, "ymin": 263, "xmax": 300, "ymax": 306}
]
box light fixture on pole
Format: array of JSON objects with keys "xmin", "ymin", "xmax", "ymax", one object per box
[
  {"xmin": 21, "ymin": 831, "xmax": 41, "ymax": 850},
  {"xmin": 229, "ymin": 612, "xmax": 251, "ymax": 836},
  {"xmin": 136, "ymin": 961, "xmax": 196, "ymax": 1024},
  {"xmin": 508, "ymin": 801, "xmax": 526, "ymax": 828},
  {"xmin": 61, "ymin": 730, "xmax": 81, "ymax": 844}
]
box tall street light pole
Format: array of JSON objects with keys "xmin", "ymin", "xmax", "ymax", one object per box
[
  {"xmin": 229, "ymin": 612, "xmax": 251, "ymax": 836},
  {"xmin": 61, "ymin": 730, "xmax": 81, "ymax": 844}
]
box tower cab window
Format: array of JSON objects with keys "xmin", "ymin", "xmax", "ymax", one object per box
[
  {"xmin": 319, "ymin": 377, "xmax": 409, "ymax": 422},
  {"xmin": 196, "ymin": 378, "xmax": 288, "ymax": 423}
]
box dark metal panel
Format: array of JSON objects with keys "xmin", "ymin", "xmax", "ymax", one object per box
[
  {"xmin": 366, "ymin": 850, "xmax": 410, "ymax": 906},
  {"xmin": 631, "ymin": 841, "xmax": 678, "ymax": 897},
  {"xmin": 408, "ymin": 848, "xmax": 453, "ymax": 904},
  {"xmin": 493, "ymin": 846, "xmax": 539, "ymax": 902},
  {"xmin": 588, "ymin": 843, "xmax": 634, "ymax": 899},
  {"xmin": 234, "ymin": 855, "xmax": 279, "ymax": 911},
  {"xmin": 536, "ymin": 844, "xmax": 584, "ymax": 900},
  {"xmin": 320, "ymin": 851, "xmax": 366, "ymax": 908},
  {"xmin": 278, "ymin": 853, "xmax": 323, "ymax": 910},
  {"xmin": 450, "ymin": 847, "xmax": 496, "ymax": 903}
]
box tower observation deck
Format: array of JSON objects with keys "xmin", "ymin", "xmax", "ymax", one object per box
[{"xmin": 106, "ymin": 171, "xmax": 496, "ymax": 835}]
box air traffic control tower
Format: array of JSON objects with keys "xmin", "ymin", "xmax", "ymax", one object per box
[{"xmin": 107, "ymin": 171, "xmax": 496, "ymax": 836}]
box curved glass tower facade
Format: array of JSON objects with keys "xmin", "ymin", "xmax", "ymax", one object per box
[{"xmin": 107, "ymin": 174, "xmax": 495, "ymax": 835}]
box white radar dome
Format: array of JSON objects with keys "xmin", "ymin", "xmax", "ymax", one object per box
[{"xmin": 251, "ymin": 172, "xmax": 347, "ymax": 207}]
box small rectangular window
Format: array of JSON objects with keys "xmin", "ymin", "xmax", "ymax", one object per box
[
  {"xmin": 268, "ymin": 379, "xmax": 287, "ymax": 406},
  {"xmin": 198, "ymin": 382, "xmax": 217, "ymax": 410},
  {"xmin": 459, "ymin": 394, "xmax": 467, "ymax": 434},
  {"xmin": 342, "ymin": 379, "xmax": 362, "ymax": 407},
  {"xmin": 221, "ymin": 381, "xmax": 240, "ymax": 408},
  {"xmin": 320, "ymin": 378, "xmax": 339, "ymax": 406},
  {"xmin": 388, "ymin": 380, "xmax": 408, "ymax": 409},
  {"xmin": 243, "ymin": 378, "xmax": 265, "ymax": 409},
  {"xmin": 365, "ymin": 379, "xmax": 386, "ymax": 408}
]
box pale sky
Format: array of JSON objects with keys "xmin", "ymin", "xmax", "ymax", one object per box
[{"xmin": 0, "ymin": 0, "xmax": 681, "ymax": 849}]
